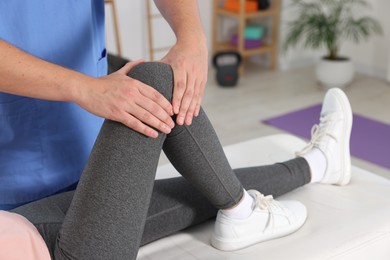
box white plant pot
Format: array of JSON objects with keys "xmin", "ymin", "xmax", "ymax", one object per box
[{"xmin": 316, "ymin": 58, "xmax": 354, "ymax": 89}]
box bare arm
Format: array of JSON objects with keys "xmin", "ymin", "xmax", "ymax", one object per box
[
  {"xmin": 0, "ymin": 39, "xmax": 88, "ymax": 102},
  {"xmin": 154, "ymin": 0, "xmax": 208, "ymax": 126},
  {"xmin": 153, "ymin": 0, "xmax": 205, "ymax": 46},
  {"xmin": 0, "ymin": 39, "xmax": 174, "ymax": 138}
]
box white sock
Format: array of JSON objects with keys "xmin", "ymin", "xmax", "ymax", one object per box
[
  {"xmin": 221, "ymin": 189, "xmax": 254, "ymax": 220},
  {"xmin": 302, "ymin": 147, "xmax": 327, "ymax": 183}
]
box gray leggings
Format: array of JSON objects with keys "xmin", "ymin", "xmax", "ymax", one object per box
[{"xmin": 12, "ymin": 62, "xmax": 311, "ymax": 260}]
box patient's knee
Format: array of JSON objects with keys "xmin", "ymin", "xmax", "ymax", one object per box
[{"xmin": 127, "ymin": 62, "xmax": 174, "ymax": 102}]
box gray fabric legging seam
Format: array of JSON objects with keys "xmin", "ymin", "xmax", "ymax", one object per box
[
  {"xmin": 162, "ymin": 107, "xmax": 244, "ymax": 209},
  {"xmin": 182, "ymin": 124, "xmax": 242, "ymax": 207},
  {"xmin": 146, "ymin": 204, "xmax": 184, "ymax": 221}
]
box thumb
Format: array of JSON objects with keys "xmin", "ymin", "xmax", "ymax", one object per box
[{"xmin": 117, "ymin": 59, "xmax": 145, "ymax": 75}]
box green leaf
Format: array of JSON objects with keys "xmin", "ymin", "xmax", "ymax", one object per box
[{"xmin": 283, "ymin": 0, "xmax": 382, "ymax": 59}]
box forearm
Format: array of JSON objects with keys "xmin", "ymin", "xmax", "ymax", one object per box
[
  {"xmin": 153, "ymin": 0, "xmax": 206, "ymax": 45},
  {"xmin": 0, "ymin": 39, "xmax": 93, "ymax": 103},
  {"xmin": 0, "ymin": 40, "xmax": 175, "ymax": 137}
]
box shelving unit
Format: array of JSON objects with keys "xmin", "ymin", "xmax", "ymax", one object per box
[
  {"xmin": 146, "ymin": 0, "xmax": 173, "ymax": 61},
  {"xmin": 104, "ymin": 0, "xmax": 122, "ymax": 56},
  {"xmin": 212, "ymin": 0, "xmax": 281, "ymax": 71}
]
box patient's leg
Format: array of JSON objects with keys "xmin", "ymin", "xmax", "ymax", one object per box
[
  {"xmin": 142, "ymin": 158, "xmax": 310, "ymax": 245},
  {"xmin": 11, "ymin": 158, "xmax": 310, "ymax": 250},
  {"xmin": 13, "ymin": 62, "xmax": 311, "ymax": 257}
]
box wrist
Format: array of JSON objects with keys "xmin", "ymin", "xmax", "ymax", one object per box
[
  {"xmin": 64, "ymin": 71, "xmax": 96, "ymax": 105},
  {"xmin": 176, "ymin": 31, "xmax": 207, "ymax": 47}
]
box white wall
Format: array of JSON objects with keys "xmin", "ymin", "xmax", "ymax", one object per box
[
  {"xmin": 279, "ymin": 0, "xmax": 390, "ymax": 79},
  {"xmin": 105, "ymin": 0, "xmax": 390, "ymax": 80},
  {"xmin": 340, "ymin": 0, "xmax": 390, "ymax": 79},
  {"xmin": 105, "ymin": 0, "xmax": 212, "ymax": 61},
  {"xmin": 105, "ymin": 0, "xmax": 144, "ymax": 60},
  {"xmin": 388, "ymin": 51, "xmax": 390, "ymax": 82},
  {"xmin": 278, "ymin": 0, "xmax": 323, "ymax": 70}
]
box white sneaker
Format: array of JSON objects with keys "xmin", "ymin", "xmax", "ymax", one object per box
[
  {"xmin": 296, "ymin": 88, "xmax": 353, "ymax": 185},
  {"xmin": 211, "ymin": 190, "xmax": 307, "ymax": 251}
]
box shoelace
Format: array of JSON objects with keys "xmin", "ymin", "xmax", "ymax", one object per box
[
  {"xmin": 250, "ymin": 190, "xmax": 278, "ymax": 231},
  {"xmin": 250, "ymin": 190, "xmax": 294, "ymax": 232},
  {"xmin": 252, "ymin": 191, "xmax": 274, "ymax": 210},
  {"xmin": 295, "ymin": 114, "xmax": 337, "ymax": 157}
]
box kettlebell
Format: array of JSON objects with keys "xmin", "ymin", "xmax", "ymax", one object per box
[
  {"xmin": 213, "ymin": 51, "xmax": 242, "ymax": 87},
  {"xmin": 258, "ymin": 0, "xmax": 270, "ymax": 10}
]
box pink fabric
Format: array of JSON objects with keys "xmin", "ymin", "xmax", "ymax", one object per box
[{"xmin": 0, "ymin": 211, "xmax": 51, "ymax": 260}]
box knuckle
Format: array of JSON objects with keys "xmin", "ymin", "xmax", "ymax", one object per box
[
  {"xmin": 173, "ymin": 60, "xmax": 185, "ymax": 69},
  {"xmin": 142, "ymin": 111, "xmax": 151, "ymax": 121},
  {"xmin": 150, "ymin": 103, "xmax": 161, "ymax": 115},
  {"xmin": 130, "ymin": 120, "xmax": 146, "ymax": 134},
  {"xmin": 124, "ymin": 118, "xmax": 136, "ymax": 129},
  {"xmin": 173, "ymin": 94, "xmax": 181, "ymax": 102},
  {"xmin": 153, "ymin": 91, "xmax": 163, "ymax": 101},
  {"xmin": 187, "ymin": 107, "xmax": 195, "ymax": 115},
  {"xmin": 176, "ymin": 81, "xmax": 186, "ymax": 90},
  {"xmin": 165, "ymin": 115, "xmax": 173, "ymax": 125},
  {"xmin": 109, "ymin": 107, "xmax": 122, "ymax": 121},
  {"xmin": 124, "ymin": 87, "xmax": 137, "ymax": 99},
  {"xmin": 179, "ymin": 106, "xmax": 188, "ymax": 114},
  {"xmin": 140, "ymin": 124, "xmax": 149, "ymax": 135},
  {"xmin": 158, "ymin": 121, "xmax": 166, "ymax": 131},
  {"xmin": 184, "ymin": 90, "xmax": 193, "ymax": 99},
  {"xmin": 189, "ymin": 103, "xmax": 196, "ymax": 112},
  {"xmin": 143, "ymin": 129, "xmax": 152, "ymax": 137},
  {"xmin": 164, "ymin": 103, "xmax": 172, "ymax": 111}
]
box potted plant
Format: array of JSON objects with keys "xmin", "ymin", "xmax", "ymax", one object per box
[{"xmin": 283, "ymin": 0, "xmax": 382, "ymax": 88}]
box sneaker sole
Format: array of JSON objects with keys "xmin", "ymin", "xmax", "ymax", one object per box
[{"xmin": 331, "ymin": 88, "xmax": 353, "ymax": 185}]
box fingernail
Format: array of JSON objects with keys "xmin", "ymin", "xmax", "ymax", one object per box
[
  {"xmin": 150, "ymin": 131, "xmax": 158, "ymax": 138},
  {"xmin": 170, "ymin": 121, "xmax": 175, "ymax": 128},
  {"xmin": 164, "ymin": 125, "xmax": 171, "ymax": 133},
  {"xmin": 177, "ymin": 116, "xmax": 184, "ymax": 125}
]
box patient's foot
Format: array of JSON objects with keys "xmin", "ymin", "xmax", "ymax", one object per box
[
  {"xmin": 211, "ymin": 190, "xmax": 307, "ymax": 251},
  {"xmin": 296, "ymin": 88, "xmax": 353, "ymax": 185}
]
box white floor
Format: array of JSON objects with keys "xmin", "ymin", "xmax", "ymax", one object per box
[
  {"xmin": 159, "ymin": 65, "xmax": 390, "ymax": 180},
  {"xmin": 142, "ymin": 134, "xmax": 390, "ymax": 260}
]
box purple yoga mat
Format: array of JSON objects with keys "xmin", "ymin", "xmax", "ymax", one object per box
[{"xmin": 264, "ymin": 104, "xmax": 390, "ymax": 170}]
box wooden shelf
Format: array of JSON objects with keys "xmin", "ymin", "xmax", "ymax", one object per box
[
  {"xmin": 212, "ymin": 0, "xmax": 281, "ymax": 72},
  {"xmin": 215, "ymin": 42, "xmax": 273, "ymax": 56},
  {"xmin": 146, "ymin": 0, "xmax": 173, "ymax": 61},
  {"xmin": 216, "ymin": 7, "xmax": 277, "ymax": 19}
]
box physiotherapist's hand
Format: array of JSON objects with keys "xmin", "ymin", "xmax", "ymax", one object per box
[
  {"xmin": 160, "ymin": 39, "xmax": 208, "ymax": 126},
  {"xmin": 76, "ymin": 60, "xmax": 174, "ymax": 138}
]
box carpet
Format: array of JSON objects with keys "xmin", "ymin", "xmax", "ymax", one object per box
[{"xmin": 263, "ymin": 104, "xmax": 390, "ymax": 170}]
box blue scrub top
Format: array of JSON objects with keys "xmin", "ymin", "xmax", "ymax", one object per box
[{"xmin": 0, "ymin": 1, "xmax": 107, "ymax": 209}]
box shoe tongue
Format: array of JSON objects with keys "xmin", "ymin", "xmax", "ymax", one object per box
[
  {"xmin": 248, "ymin": 194, "xmax": 256, "ymax": 210},
  {"xmin": 251, "ymin": 199, "xmax": 256, "ymax": 211}
]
